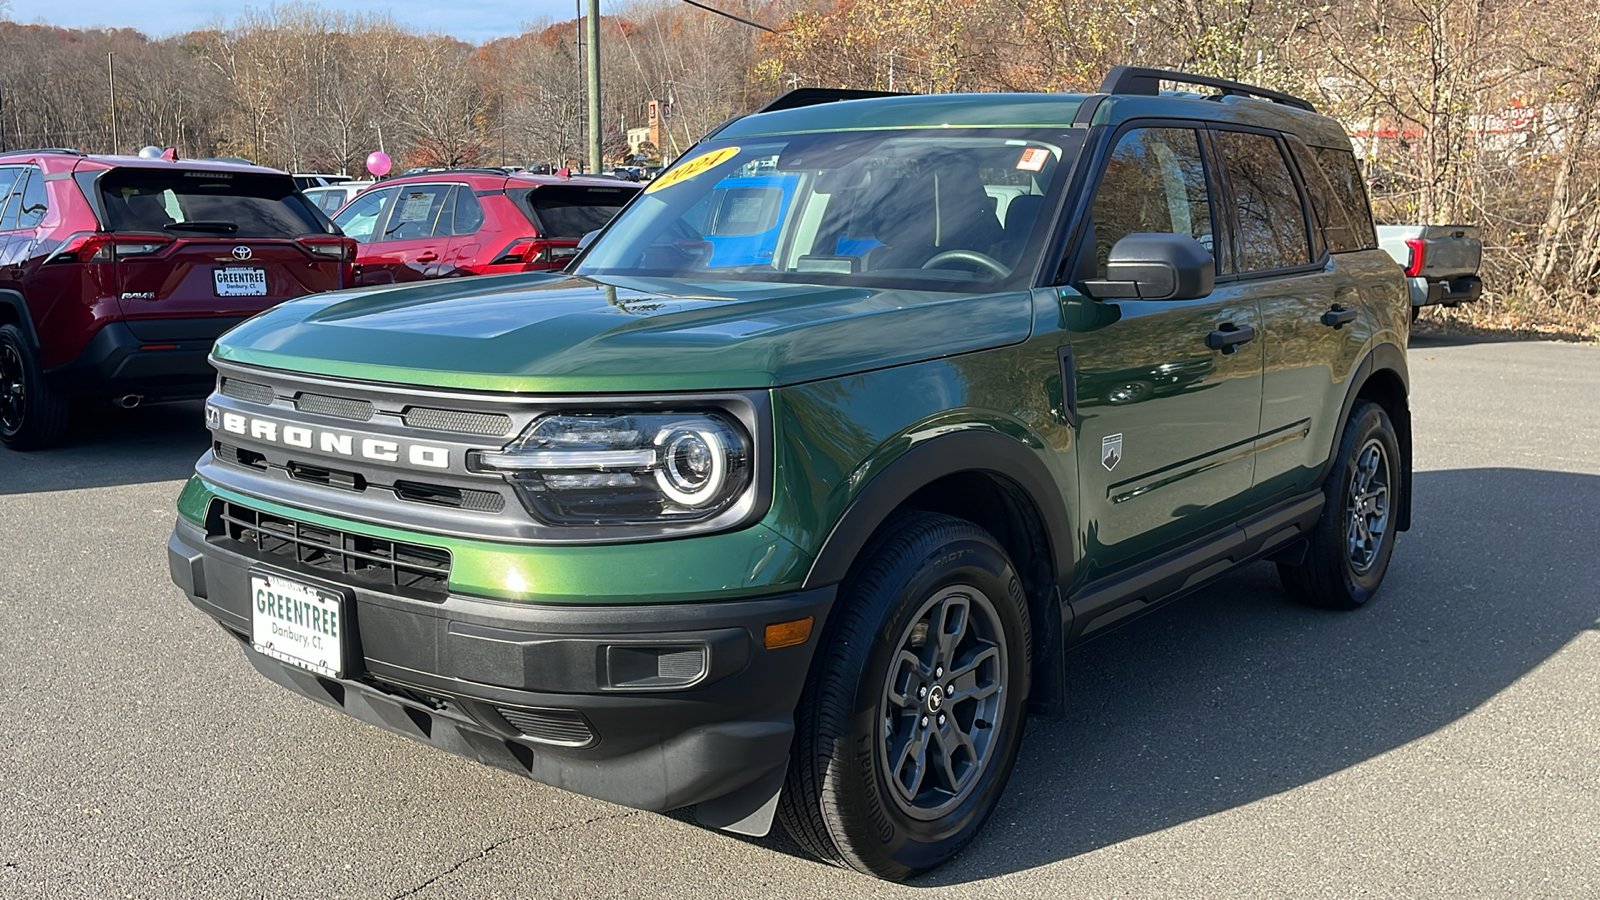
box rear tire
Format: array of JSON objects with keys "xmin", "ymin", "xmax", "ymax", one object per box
[
  {"xmin": 778, "ymin": 512, "xmax": 1031, "ymax": 880},
  {"xmin": 1278, "ymin": 401, "xmax": 1401, "ymax": 610},
  {"xmin": 0, "ymin": 323, "xmax": 71, "ymax": 451}
]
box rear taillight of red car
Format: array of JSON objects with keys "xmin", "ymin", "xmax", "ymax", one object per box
[
  {"xmin": 490, "ymin": 238, "xmax": 578, "ymax": 268},
  {"xmin": 299, "ymin": 236, "xmax": 359, "ymax": 286},
  {"xmin": 46, "ymin": 232, "xmax": 172, "ymax": 264}
]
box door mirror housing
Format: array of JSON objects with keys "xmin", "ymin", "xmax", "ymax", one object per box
[
  {"xmin": 576, "ymin": 229, "xmax": 600, "ymax": 252},
  {"xmin": 1081, "ymin": 233, "xmax": 1215, "ymax": 301}
]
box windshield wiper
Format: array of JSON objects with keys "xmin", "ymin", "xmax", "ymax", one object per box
[{"xmin": 163, "ymin": 221, "xmax": 239, "ymax": 233}]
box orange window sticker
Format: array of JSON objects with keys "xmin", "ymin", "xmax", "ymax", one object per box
[
  {"xmin": 1017, "ymin": 148, "xmax": 1050, "ymax": 172},
  {"xmin": 645, "ymin": 147, "xmax": 742, "ymax": 193}
]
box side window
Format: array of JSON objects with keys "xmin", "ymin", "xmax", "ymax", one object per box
[
  {"xmin": 1284, "ymin": 136, "xmax": 1343, "ymax": 256},
  {"xmin": 14, "ymin": 168, "xmax": 47, "ymax": 229},
  {"xmin": 383, "ymin": 185, "xmax": 452, "ymax": 241},
  {"xmin": 0, "ymin": 167, "xmax": 23, "ymax": 230},
  {"xmin": 1088, "ymin": 128, "xmax": 1214, "ymax": 279},
  {"xmin": 1310, "ymin": 146, "xmax": 1379, "ymax": 251},
  {"xmin": 1214, "ymin": 131, "xmax": 1311, "ymax": 272},
  {"xmin": 333, "ymin": 187, "xmax": 397, "ymax": 244},
  {"xmin": 452, "ymin": 187, "xmax": 484, "ymax": 235}
]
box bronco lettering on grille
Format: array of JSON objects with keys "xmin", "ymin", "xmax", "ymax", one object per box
[{"xmin": 208, "ymin": 406, "xmax": 451, "ymax": 469}]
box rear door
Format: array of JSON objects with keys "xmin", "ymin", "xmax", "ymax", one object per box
[
  {"xmin": 442, "ymin": 185, "xmax": 487, "ymax": 276},
  {"xmin": 357, "ymin": 182, "xmax": 456, "ymax": 283},
  {"xmin": 96, "ymin": 166, "xmax": 343, "ymax": 332}
]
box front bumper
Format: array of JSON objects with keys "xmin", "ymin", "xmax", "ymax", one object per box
[{"xmin": 167, "ymin": 515, "xmax": 833, "ymax": 826}]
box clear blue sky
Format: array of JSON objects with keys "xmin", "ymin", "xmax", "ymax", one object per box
[{"xmin": 7, "ymin": 0, "xmax": 585, "ymax": 43}]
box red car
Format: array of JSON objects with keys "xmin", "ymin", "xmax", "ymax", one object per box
[
  {"xmin": 331, "ymin": 169, "xmax": 639, "ymax": 284},
  {"xmin": 0, "ymin": 149, "xmax": 354, "ymax": 449}
]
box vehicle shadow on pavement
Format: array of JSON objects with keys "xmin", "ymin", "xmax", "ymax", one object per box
[
  {"xmin": 900, "ymin": 466, "xmax": 1600, "ymax": 884},
  {"xmin": 0, "ymin": 400, "xmax": 208, "ymax": 495}
]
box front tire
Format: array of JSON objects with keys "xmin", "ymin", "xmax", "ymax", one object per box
[
  {"xmin": 0, "ymin": 323, "xmax": 71, "ymax": 451},
  {"xmin": 1278, "ymin": 400, "xmax": 1402, "ymax": 609},
  {"xmin": 778, "ymin": 512, "xmax": 1031, "ymax": 880}
]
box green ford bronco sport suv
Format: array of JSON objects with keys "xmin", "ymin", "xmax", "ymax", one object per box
[{"xmin": 167, "ymin": 67, "xmax": 1411, "ymax": 879}]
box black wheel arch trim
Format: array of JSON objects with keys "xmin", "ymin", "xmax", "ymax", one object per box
[
  {"xmin": 1321, "ymin": 341, "xmax": 1411, "ymax": 531},
  {"xmin": 800, "ymin": 430, "xmax": 1075, "ymax": 592},
  {"xmin": 0, "ymin": 290, "xmax": 40, "ymax": 346}
]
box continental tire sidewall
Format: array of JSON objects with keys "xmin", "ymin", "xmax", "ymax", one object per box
[{"xmin": 827, "ymin": 527, "xmax": 1031, "ymax": 876}]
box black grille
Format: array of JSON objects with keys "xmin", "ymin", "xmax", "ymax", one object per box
[
  {"xmin": 206, "ymin": 499, "xmax": 450, "ymax": 598},
  {"xmin": 215, "ymin": 442, "xmax": 267, "ymax": 470},
  {"xmin": 494, "ymin": 706, "xmax": 596, "ymax": 747},
  {"xmin": 294, "ymin": 392, "xmax": 374, "ymax": 421},
  {"xmin": 404, "ymin": 406, "xmax": 514, "ymax": 436},
  {"xmin": 220, "ymin": 378, "xmax": 275, "ymax": 405},
  {"xmin": 393, "ymin": 480, "xmax": 505, "ymax": 512}
]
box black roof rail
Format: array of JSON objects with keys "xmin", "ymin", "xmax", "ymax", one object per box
[
  {"xmin": 752, "ymin": 87, "xmax": 912, "ymax": 115},
  {"xmin": 1099, "ymin": 66, "xmax": 1316, "ymax": 113},
  {"xmin": 0, "ymin": 147, "xmax": 86, "ymax": 157}
]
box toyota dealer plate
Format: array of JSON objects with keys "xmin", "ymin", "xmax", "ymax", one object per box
[
  {"xmin": 250, "ymin": 571, "xmax": 344, "ymax": 677},
  {"xmin": 214, "ymin": 266, "xmax": 268, "ymax": 296}
]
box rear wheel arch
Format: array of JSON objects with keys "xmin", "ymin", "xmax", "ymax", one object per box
[
  {"xmin": 0, "ymin": 291, "xmax": 38, "ymax": 346},
  {"xmin": 1328, "ymin": 343, "xmax": 1412, "ymax": 531}
]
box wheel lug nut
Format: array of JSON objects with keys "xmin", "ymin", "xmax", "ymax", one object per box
[
  {"xmin": 920, "ymin": 716, "xmax": 929, "ymax": 728},
  {"xmin": 946, "ymin": 684, "xmax": 954, "ymax": 695},
  {"xmin": 937, "ymin": 714, "xmax": 946, "ymax": 726},
  {"xmin": 918, "ymin": 686, "xmax": 927, "ymax": 699},
  {"xmin": 935, "ymin": 666, "xmax": 943, "ymax": 677}
]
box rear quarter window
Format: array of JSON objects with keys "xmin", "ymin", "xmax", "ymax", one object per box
[
  {"xmin": 520, "ymin": 184, "xmax": 637, "ymax": 238},
  {"xmin": 97, "ymin": 168, "xmax": 330, "ymax": 238},
  {"xmin": 1308, "ymin": 147, "xmax": 1378, "ymax": 251}
]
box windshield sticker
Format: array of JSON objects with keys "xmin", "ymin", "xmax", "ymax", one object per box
[
  {"xmin": 645, "ymin": 147, "xmax": 741, "ymax": 194},
  {"xmin": 1017, "ymin": 148, "xmax": 1050, "ymax": 172}
]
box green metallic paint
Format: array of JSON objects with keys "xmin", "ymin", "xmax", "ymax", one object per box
[
  {"xmin": 184, "ymin": 477, "xmax": 815, "ymax": 604},
  {"xmin": 213, "ymin": 274, "xmax": 1034, "ymax": 394}
]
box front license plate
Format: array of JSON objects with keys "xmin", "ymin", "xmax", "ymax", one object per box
[
  {"xmin": 214, "ymin": 266, "xmax": 267, "ymax": 297},
  {"xmin": 250, "ymin": 571, "xmax": 344, "ymax": 678}
]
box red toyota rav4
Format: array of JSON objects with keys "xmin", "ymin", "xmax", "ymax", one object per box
[
  {"xmin": 331, "ymin": 169, "xmax": 638, "ymax": 283},
  {"xmin": 0, "ymin": 150, "xmax": 354, "ymax": 450}
]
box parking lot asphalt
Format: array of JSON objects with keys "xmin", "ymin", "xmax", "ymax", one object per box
[{"xmin": 2, "ymin": 335, "xmax": 1597, "ymax": 899}]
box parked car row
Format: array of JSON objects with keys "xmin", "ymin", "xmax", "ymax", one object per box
[{"xmin": 0, "ymin": 151, "xmax": 643, "ymax": 450}]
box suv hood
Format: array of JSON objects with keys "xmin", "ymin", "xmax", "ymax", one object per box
[{"xmin": 213, "ymin": 273, "xmax": 1034, "ymax": 392}]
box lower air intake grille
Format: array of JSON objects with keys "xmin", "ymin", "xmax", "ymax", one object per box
[
  {"xmin": 206, "ymin": 499, "xmax": 450, "ymax": 599},
  {"xmin": 220, "ymin": 378, "xmax": 275, "ymax": 405},
  {"xmin": 494, "ymin": 706, "xmax": 596, "ymax": 747},
  {"xmin": 294, "ymin": 392, "xmax": 374, "ymax": 421},
  {"xmin": 404, "ymin": 407, "xmax": 514, "ymax": 436}
]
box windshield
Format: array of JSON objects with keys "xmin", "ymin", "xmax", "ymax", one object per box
[{"xmin": 574, "ymin": 130, "xmax": 1076, "ymax": 290}]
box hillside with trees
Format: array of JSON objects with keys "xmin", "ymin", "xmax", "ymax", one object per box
[{"xmin": 1, "ymin": 0, "xmax": 1597, "ymax": 333}]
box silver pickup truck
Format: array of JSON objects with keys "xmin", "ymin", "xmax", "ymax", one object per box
[{"xmin": 1377, "ymin": 224, "xmax": 1483, "ymax": 318}]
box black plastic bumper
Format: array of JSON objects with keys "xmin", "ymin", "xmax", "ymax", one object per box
[
  {"xmin": 166, "ymin": 516, "xmax": 832, "ymax": 825},
  {"xmin": 1417, "ymin": 276, "xmax": 1483, "ymax": 307},
  {"xmin": 45, "ymin": 319, "xmax": 244, "ymax": 398}
]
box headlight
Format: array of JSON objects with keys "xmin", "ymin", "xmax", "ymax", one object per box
[{"xmin": 473, "ymin": 412, "xmax": 752, "ymax": 525}]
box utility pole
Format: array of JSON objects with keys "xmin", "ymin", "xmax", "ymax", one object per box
[
  {"xmin": 107, "ymin": 52, "xmax": 119, "ymax": 153},
  {"xmin": 575, "ymin": 0, "xmax": 583, "ymax": 170},
  {"xmin": 585, "ymin": 0, "xmax": 601, "ymax": 175}
]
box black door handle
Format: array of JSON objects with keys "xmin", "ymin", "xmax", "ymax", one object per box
[
  {"xmin": 1206, "ymin": 323, "xmax": 1256, "ymax": 354},
  {"xmin": 1321, "ymin": 306, "xmax": 1357, "ymax": 329}
]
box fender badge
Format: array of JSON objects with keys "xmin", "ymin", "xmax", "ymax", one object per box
[{"xmin": 1101, "ymin": 433, "xmax": 1123, "ymax": 471}]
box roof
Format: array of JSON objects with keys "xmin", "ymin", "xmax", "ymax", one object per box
[
  {"xmin": 716, "ymin": 85, "xmax": 1352, "ymax": 151},
  {"xmin": 372, "ymin": 169, "xmax": 641, "ymax": 189},
  {"xmin": 0, "ymin": 148, "xmax": 293, "ymax": 176}
]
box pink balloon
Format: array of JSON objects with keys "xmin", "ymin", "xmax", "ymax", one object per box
[{"xmin": 365, "ymin": 151, "xmax": 392, "ymax": 177}]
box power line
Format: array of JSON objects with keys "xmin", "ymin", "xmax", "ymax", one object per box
[{"xmin": 677, "ymin": 0, "xmax": 775, "ymax": 34}]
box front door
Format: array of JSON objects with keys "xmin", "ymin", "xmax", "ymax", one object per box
[{"xmin": 1062, "ymin": 125, "xmax": 1266, "ymax": 582}]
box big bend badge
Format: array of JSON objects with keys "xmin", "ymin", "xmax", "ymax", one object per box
[{"xmin": 1101, "ymin": 433, "xmax": 1123, "ymax": 471}]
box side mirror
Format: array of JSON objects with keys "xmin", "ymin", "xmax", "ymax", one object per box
[
  {"xmin": 1081, "ymin": 234, "xmax": 1214, "ymax": 301},
  {"xmin": 576, "ymin": 230, "xmax": 600, "ymax": 252}
]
